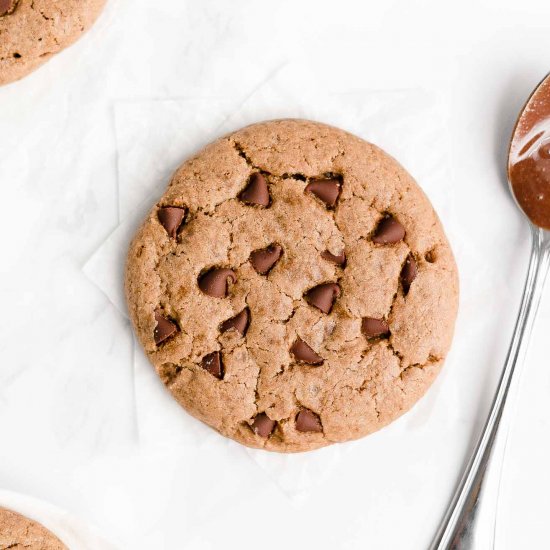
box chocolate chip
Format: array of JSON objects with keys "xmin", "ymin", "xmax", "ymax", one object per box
[
  {"xmin": 198, "ymin": 268, "xmax": 236, "ymax": 298},
  {"xmin": 304, "ymin": 283, "xmax": 340, "ymax": 314},
  {"xmin": 251, "ymin": 413, "xmax": 276, "ymax": 437},
  {"xmin": 290, "ymin": 337, "xmax": 324, "ymax": 365},
  {"xmin": 362, "ymin": 317, "xmax": 390, "ymax": 339},
  {"xmin": 249, "ymin": 244, "xmax": 283, "ymax": 275},
  {"xmin": 158, "ymin": 206, "xmax": 186, "ymax": 238},
  {"xmin": 157, "ymin": 206, "xmax": 186, "ymax": 239},
  {"xmin": 372, "ymin": 215, "xmax": 405, "ymax": 244},
  {"xmin": 321, "ymin": 249, "xmax": 346, "ymax": 266},
  {"xmin": 201, "ymin": 351, "xmax": 224, "ymax": 379},
  {"xmin": 295, "ymin": 409, "xmax": 323, "ymax": 433},
  {"xmin": 220, "ymin": 308, "xmax": 250, "ymax": 336},
  {"xmin": 401, "ymin": 253, "xmax": 417, "ymax": 293},
  {"xmin": 305, "ymin": 178, "xmax": 341, "ymax": 208},
  {"xmin": 154, "ymin": 311, "xmax": 178, "ymax": 345},
  {"xmin": 239, "ymin": 173, "xmax": 270, "ymax": 207},
  {"xmin": 0, "ymin": 0, "xmax": 17, "ymax": 16}
]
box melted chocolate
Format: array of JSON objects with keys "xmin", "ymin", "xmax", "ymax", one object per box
[{"xmin": 509, "ymin": 74, "xmax": 550, "ymax": 229}]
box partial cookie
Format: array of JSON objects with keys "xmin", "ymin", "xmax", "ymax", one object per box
[
  {"xmin": 0, "ymin": 0, "xmax": 106, "ymax": 86},
  {"xmin": 0, "ymin": 507, "xmax": 67, "ymax": 549},
  {"xmin": 125, "ymin": 119, "xmax": 459, "ymax": 453}
]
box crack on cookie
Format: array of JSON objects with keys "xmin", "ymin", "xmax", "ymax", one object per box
[
  {"xmin": 282, "ymin": 172, "xmax": 307, "ymax": 181},
  {"xmin": 329, "ymin": 148, "xmax": 346, "ymax": 163},
  {"xmin": 241, "ymin": 294, "xmax": 264, "ymax": 413},
  {"xmin": 399, "ymin": 355, "xmax": 440, "ymax": 381},
  {"xmin": 252, "ymin": 364, "xmax": 261, "ymax": 413},
  {"xmin": 383, "ymin": 245, "xmax": 417, "ymax": 367},
  {"xmin": 386, "ymin": 340, "xmax": 405, "ymax": 366},
  {"xmin": 231, "ymin": 140, "xmax": 272, "ymax": 175},
  {"xmin": 372, "ymin": 392, "xmax": 382, "ymax": 421}
]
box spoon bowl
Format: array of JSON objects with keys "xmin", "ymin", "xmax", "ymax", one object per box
[{"xmin": 508, "ymin": 72, "xmax": 550, "ymax": 230}]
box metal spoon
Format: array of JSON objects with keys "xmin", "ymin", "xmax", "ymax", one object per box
[{"xmin": 430, "ymin": 72, "xmax": 550, "ymax": 549}]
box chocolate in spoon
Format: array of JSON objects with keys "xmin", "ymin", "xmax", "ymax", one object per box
[
  {"xmin": 509, "ymin": 74, "xmax": 550, "ymax": 229},
  {"xmin": 431, "ymin": 73, "xmax": 550, "ymax": 549}
]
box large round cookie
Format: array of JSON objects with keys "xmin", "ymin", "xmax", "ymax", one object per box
[
  {"xmin": 0, "ymin": 0, "xmax": 106, "ymax": 86},
  {"xmin": 0, "ymin": 507, "xmax": 67, "ymax": 549},
  {"xmin": 126, "ymin": 119, "xmax": 459, "ymax": 453}
]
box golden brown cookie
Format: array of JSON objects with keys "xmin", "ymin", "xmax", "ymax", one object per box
[
  {"xmin": 125, "ymin": 119, "xmax": 459, "ymax": 453},
  {"xmin": 0, "ymin": 0, "xmax": 106, "ymax": 86},
  {"xmin": 0, "ymin": 507, "xmax": 67, "ymax": 549}
]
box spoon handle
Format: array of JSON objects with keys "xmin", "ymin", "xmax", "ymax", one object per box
[{"xmin": 430, "ymin": 225, "xmax": 550, "ymax": 550}]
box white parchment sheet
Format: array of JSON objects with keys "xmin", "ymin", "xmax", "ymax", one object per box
[{"xmin": 84, "ymin": 64, "xmax": 464, "ymax": 503}]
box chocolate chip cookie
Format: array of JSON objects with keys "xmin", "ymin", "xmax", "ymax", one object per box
[
  {"xmin": 0, "ymin": 508, "xmax": 67, "ymax": 549},
  {"xmin": 125, "ymin": 119, "xmax": 459, "ymax": 453},
  {"xmin": 0, "ymin": 0, "xmax": 106, "ymax": 86}
]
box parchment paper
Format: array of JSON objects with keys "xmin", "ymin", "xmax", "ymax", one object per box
[{"xmin": 83, "ymin": 64, "xmax": 459, "ymax": 501}]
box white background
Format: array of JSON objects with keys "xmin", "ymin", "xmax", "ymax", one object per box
[{"xmin": 1, "ymin": 1, "xmax": 550, "ymax": 548}]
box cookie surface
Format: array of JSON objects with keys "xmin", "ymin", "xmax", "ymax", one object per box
[
  {"xmin": 0, "ymin": 0, "xmax": 106, "ymax": 86},
  {"xmin": 0, "ymin": 508, "xmax": 67, "ymax": 549},
  {"xmin": 126, "ymin": 119, "xmax": 459, "ymax": 453}
]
